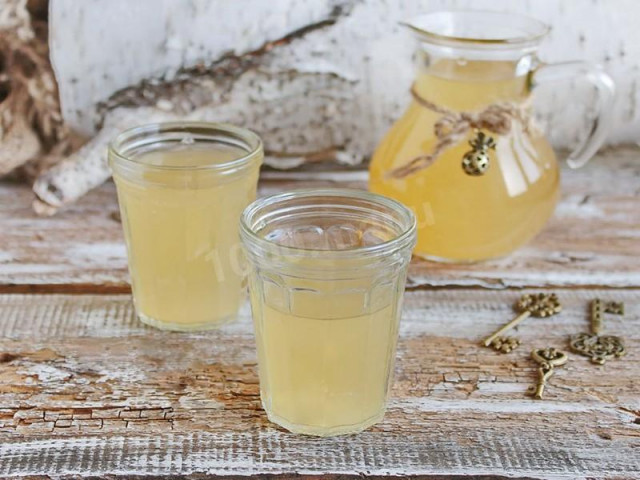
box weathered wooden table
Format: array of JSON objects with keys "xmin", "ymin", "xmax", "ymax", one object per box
[{"xmin": 1, "ymin": 148, "xmax": 639, "ymax": 479}]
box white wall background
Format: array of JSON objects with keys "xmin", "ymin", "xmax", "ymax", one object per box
[{"xmin": 51, "ymin": 0, "xmax": 640, "ymax": 155}]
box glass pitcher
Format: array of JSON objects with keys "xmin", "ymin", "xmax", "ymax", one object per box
[{"xmin": 369, "ymin": 11, "xmax": 614, "ymax": 262}]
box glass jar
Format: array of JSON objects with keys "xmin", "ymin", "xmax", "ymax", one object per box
[
  {"xmin": 109, "ymin": 122, "xmax": 263, "ymax": 330},
  {"xmin": 240, "ymin": 189, "xmax": 416, "ymax": 436},
  {"xmin": 369, "ymin": 11, "xmax": 614, "ymax": 262}
]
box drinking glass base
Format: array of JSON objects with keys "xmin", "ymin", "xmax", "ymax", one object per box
[
  {"xmin": 265, "ymin": 409, "xmax": 386, "ymax": 437},
  {"xmin": 138, "ymin": 312, "xmax": 236, "ymax": 332}
]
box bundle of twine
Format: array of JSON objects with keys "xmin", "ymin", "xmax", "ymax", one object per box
[{"xmin": 387, "ymin": 87, "xmax": 535, "ymax": 179}]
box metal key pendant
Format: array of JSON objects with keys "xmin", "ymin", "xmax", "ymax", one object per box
[
  {"xmin": 530, "ymin": 347, "xmax": 568, "ymax": 399},
  {"xmin": 482, "ymin": 293, "xmax": 562, "ymax": 353},
  {"xmin": 569, "ymin": 299, "xmax": 625, "ymax": 365}
]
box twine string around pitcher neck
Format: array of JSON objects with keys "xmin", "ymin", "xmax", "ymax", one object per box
[{"xmin": 387, "ymin": 87, "xmax": 535, "ymax": 179}]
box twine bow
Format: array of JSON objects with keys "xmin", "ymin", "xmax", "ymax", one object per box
[{"xmin": 387, "ymin": 87, "xmax": 534, "ymax": 179}]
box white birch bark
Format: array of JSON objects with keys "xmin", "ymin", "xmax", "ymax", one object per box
[
  {"xmin": 51, "ymin": 0, "xmax": 640, "ymax": 144},
  {"xmin": 36, "ymin": 0, "xmax": 640, "ymax": 211}
]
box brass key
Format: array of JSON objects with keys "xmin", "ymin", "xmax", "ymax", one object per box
[
  {"xmin": 482, "ymin": 293, "xmax": 562, "ymax": 353},
  {"xmin": 569, "ymin": 299, "xmax": 625, "ymax": 365},
  {"xmin": 530, "ymin": 347, "xmax": 568, "ymax": 399}
]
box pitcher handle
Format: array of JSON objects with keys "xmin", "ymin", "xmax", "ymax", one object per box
[{"xmin": 531, "ymin": 61, "xmax": 615, "ymax": 168}]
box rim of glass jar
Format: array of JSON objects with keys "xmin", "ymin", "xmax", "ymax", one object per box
[
  {"xmin": 403, "ymin": 10, "xmax": 550, "ymax": 50},
  {"xmin": 108, "ymin": 121, "xmax": 263, "ymax": 173},
  {"xmin": 240, "ymin": 188, "xmax": 417, "ymax": 261}
]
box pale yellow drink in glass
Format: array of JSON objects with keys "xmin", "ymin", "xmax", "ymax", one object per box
[
  {"xmin": 254, "ymin": 287, "xmax": 399, "ymax": 434},
  {"xmin": 109, "ymin": 123, "xmax": 262, "ymax": 330},
  {"xmin": 241, "ymin": 190, "xmax": 416, "ymax": 436}
]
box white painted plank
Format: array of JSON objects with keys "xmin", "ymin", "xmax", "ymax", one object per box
[
  {"xmin": 1, "ymin": 428, "xmax": 638, "ymax": 478},
  {"xmin": 1, "ymin": 147, "xmax": 639, "ymax": 289}
]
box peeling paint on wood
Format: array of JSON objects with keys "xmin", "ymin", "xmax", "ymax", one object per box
[
  {"xmin": 0, "ymin": 290, "xmax": 638, "ymax": 478},
  {"xmin": 2, "ymin": 147, "xmax": 640, "ymax": 291}
]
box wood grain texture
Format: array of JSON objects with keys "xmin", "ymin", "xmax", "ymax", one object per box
[
  {"xmin": 1, "ymin": 147, "xmax": 639, "ymax": 291},
  {"xmin": 0, "ymin": 290, "xmax": 638, "ymax": 478}
]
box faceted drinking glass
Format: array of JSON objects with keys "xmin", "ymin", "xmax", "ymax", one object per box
[
  {"xmin": 240, "ymin": 189, "xmax": 416, "ymax": 436},
  {"xmin": 109, "ymin": 122, "xmax": 263, "ymax": 331}
]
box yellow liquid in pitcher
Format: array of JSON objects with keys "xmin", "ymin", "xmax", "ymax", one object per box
[
  {"xmin": 370, "ymin": 60, "xmax": 559, "ymax": 261},
  {"xmin": 113, "ymin": 145, "xmax": 259, "ymax": 330},
  {"xmin": 253, "ymin": 284, "xmax": 399, "ymax": 436}
]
